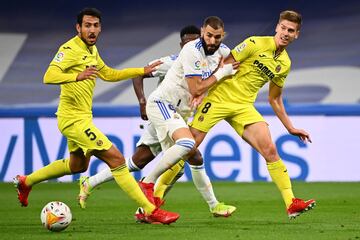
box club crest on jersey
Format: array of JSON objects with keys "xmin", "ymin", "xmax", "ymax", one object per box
[
  {"xmin": 54, "ymin": 52, "xmax": 65, "ymax": 62},
  {"xmin": 275, "ymin": 65, "xmax": 281, "ymax": 73},
  {"xmin": 235, "ymin": 43, "xmax": 246, "ymax": 53},
  {"xmin": 194, "ymin": 60, "xmax": 201, "ymax": 70}
]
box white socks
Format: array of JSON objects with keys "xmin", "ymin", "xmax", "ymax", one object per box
[
  {"xmin": 143, "ymin": 138, "xmax": 195, "ymax": 183},
  {"xmin": 190, "ymin": 164, "xmax": 219, "ymax": 209},
  {"xmin": 126, "ymin": 157, "xmax": 141, "ymax": 172},
  {"xmin": 88, "ymin": 167, "xmax": 114, "ymax": 189}
]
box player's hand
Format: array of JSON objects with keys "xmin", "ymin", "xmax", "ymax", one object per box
[
  {"xmin": 231, "ymin": 61, "xmax": 240, "ymax": 74},
  {"xmin": 190, "ymin": 94, "xmax": 205, "ymax": 111},
  {"xmin": 76, "ymin": 66, "xmax": 98, "ymax": 81},
  {"xmin": 288, "ymin": 128, "xmax": 312, "ymax": 143},
  {"xmin": 139, "ymin": 101, "xmax": 148, "ymax": 120},
  {"xmin": 144, "ymin": 60, "xmax": 162, "ymax": 75}
]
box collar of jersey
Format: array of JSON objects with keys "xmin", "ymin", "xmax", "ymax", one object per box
[{"xmin": 74, "ymin": 35, "xmax": 94, "ymax": 54}]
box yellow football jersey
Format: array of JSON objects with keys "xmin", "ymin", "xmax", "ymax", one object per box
[
  {"xmin": 207, "ymin": 36, "xmax": 291, "ymax": 104},
  {"xmin": 45, "ymin": 36, "xmax": 144, "ymax": 119}
]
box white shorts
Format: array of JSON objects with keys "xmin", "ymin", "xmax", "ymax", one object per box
[
  {"xmin": 136, "ymin": 121, "xmax": 162, "ymax": 156},
  {"xmin": 146, "ymin": 97, "xmax": 189, "ymax": 149}
]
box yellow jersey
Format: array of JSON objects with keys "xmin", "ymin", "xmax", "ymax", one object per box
[
  {"xmin": 207, "ymin": 36, "xmax": 291, "ymax": 104},
  {"xmin": 44, "ymin": 36, "xmax": 144, "ymax": 119}
]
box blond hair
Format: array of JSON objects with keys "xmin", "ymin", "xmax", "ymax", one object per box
[{"xmin": 279, "ymin": 10, "xmax": 302, "ymax": 29}]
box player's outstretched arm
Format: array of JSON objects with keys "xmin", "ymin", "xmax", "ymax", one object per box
[
  {"xmin": 268, "ymin": 82, "xmax": 312, "ymax": 143},
  {"xmin": 144, "ymin": 60, "xmax": 162, "ymax": 75},
  {"xmin": 97, "ymin": 60, "xmax": 162, "ymax": 83},
  {"xmin": 43, "ymin": 65, "xmax": 97, "ymax": 85}
]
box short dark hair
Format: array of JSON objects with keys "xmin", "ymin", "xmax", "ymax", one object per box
[
  {"xmin": 279, "ymin": 10, "xmax": 302, "ymax": 29},
  {"xmin": 180, "ymin": 25, "xmax": 201, "ymax": 39},
  {"xmin": 77, "ymin": 7, "xmax": 102, "ymax": 25},
  {"xmin": 203, "ymin": 16, "xmax": 224, "ymax": 30}
]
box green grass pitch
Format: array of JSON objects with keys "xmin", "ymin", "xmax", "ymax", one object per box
[{"xmin": 1, "ymin": 181, "xmax": 359, "ymax": 240}]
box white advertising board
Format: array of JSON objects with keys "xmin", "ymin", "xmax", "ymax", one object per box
[{"xmin": 1, "ymin": 116, "xmax": 359, "ymax": 182}]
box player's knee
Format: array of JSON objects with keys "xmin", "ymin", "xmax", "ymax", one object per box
[
  {"xmin": 70, "ymin": 165, "xmax": 88, "ymax": 174},
  {"xmin": 262, "ymin": 143, "xmax": 278, "ymax": 160},
  {"xmin": 175, "ymin": 138, "xmax": 196, "ymax": 156},
  {"xmin": 132, "ymin": 146, "xmax": 155, "ymax": 169},
  {"xmin": 110, "ymin": 156, "xmax": 126, "ymax": 169},
  {"xmin": 187, "ymin": 149, "xmax": 203, "ymax": 166}
]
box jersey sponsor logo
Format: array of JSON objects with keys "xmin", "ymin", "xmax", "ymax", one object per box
[
  {"xmin": 249, "ymin": 39, "xmax": 256, "ymax": 44},
  {"xmin": 253, "ymin": 60, "xmax": 275, "ymax": 80},
  {"xmin": 202, "ymin": 70, "xmax": 212, "ymax": 79},
  {"xmin": 194, "ymin": 60, "xmax": 201, "ymax": 70},
  {"xmin": 53, "ymin": 52, "xmax": 65, "ymax": 63},
  {"xmin": 259, "ymin": 54, "xmax": 266, "ymax": 58},
  {"xmin": 82, "ymin": 56, "xmax": 87, "ymax": 60},
  {"xmin": 198, "ymin": 115, "xmax": 204, "ymax": 122},
  {"xmin": 235, "ymin": 43, "xmax": 246, "ymax": 53}
]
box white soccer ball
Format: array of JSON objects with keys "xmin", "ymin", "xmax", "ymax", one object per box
[{"xmin": 40, "ymin": 201, "xmax": 72, "ymax": 232}]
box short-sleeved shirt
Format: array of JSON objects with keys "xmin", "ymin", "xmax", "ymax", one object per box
[{"xmin": 150, "ymin": 38, "xmax": 230, "ymax": 117}]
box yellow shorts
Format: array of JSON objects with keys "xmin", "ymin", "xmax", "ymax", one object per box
[
  {"xmin": 189, "ymin": 99, "xmax": 265, "ymax": 137},
  {"xmin": 57, "ymin": 117, "xmax": 112, "ymax": 155}
]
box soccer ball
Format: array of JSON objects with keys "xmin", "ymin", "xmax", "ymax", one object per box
[{"xmin": 40, "ymin": 201, "xmax": 72, "ymax": 232}]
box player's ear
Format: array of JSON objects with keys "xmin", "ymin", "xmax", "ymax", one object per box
[
  {"xmin": 76, "ymin": 24, "xmax": 81, "ymax": 34},
  {"xmin": 201, "ymin": 27, "xmax": 204, "ymax": 37}
]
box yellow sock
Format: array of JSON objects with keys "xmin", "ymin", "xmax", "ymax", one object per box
[
  {"xmin": 26, "ymin": 158, "xmax": 72, "ymax": 186},
  {"xmin": 267, "ymin": 159, "xmax": 294, "ymax": 208},
  {"xmin": 154, "ymin": 160, "xmax": 185, "ymax": 198},
  {"xmin": 111, "ymin": 164, "xmax": 155, "ymax": 214}
]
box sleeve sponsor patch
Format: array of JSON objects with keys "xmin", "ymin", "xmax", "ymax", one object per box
[
  {"xmin": 53, "ymin": 52, "xmax": 65, "ymax": 63},
  {"xmin": 194, "ymin": 60, "xmax": 201, "ymax": 70},
  {"xmin": 235, "ymin": 43, "xmax": 246, "ymax": 53}
]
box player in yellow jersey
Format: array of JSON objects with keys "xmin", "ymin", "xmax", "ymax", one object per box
[
  {"xmin": 188, "ymin": 10, "xmax": 316, "ymax": 219},
  {"xmin": 13, "ymin": 7, "xmax": 179, "ymax": 224}
]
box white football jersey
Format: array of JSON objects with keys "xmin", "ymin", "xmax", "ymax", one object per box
[
  {"xmin": 149, "ymin": 38, "xmax": 230, "ymax": 117},
  {"xmin": 149, "ymin": 54, "xmax": 178, "ymax": 85}
]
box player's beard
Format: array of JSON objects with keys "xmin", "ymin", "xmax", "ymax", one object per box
[
  {"xmin": 80, "ymin": 32, "xmax": 98, "ymax": 46},
  {"xmin": 201, "ymin": 37, "xmax": 220, "ymax": 55}
]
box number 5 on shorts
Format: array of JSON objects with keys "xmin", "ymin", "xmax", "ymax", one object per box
[{"xmin": 84, "ymin": 128, "xmax": 97, "ymax": 141}]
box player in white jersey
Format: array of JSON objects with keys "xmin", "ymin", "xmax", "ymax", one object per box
[
  {"xmin": 79, "ymin": 25, "xmax": 237, "ymax": 217},
  {"xmin": 138, "ymin": 16, "xmax": 240, "ymax": 216}
]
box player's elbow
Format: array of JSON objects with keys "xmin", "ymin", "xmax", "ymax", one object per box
[
  {"xmin": 43, "ymin": 70, "xmax": 52, "ymax": 84},
  {"xmin": 268, "ymin": 96, "xmax": 282, "ymax": 108}
]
